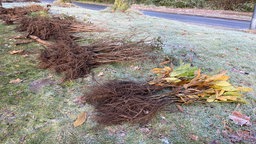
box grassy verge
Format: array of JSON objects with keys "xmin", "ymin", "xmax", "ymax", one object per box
[{"xmin": 1, "ymin": 4, "xmax": 256, "ymax": 143}]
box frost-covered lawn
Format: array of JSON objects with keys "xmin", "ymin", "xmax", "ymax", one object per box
[{"xmin": 0, "ymin": 3, "xmax": 255, "ymax": 144}]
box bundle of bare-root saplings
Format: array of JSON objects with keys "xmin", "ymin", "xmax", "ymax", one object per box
[
  {"xmin": 0, "ymin": 5, "xmax": 47, "ymax": 24},
  {"xmin": 39, "ymin": 39, "xmax": 156, "ymax": 80},
  {"xmin": 1, "ymin": 5, "xmax": 157, "ymax": 81},
  {"xmin": 16, "ymin": 16, "xmax": 105, "ymax": 44},
  {"xmin": 83, "ymin": 64, "xmax": 252, "ymax": 125}
]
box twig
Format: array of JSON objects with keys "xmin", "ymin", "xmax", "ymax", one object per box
[{"xmin": 28, "ymin": 35, "xmax": 52, "ymax": 46}]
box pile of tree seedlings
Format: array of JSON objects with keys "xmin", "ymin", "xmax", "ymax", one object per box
[
  {"xmin": 0, "ymin": 4, "xmax": 47, "ymax": 24},
  {"xmin": 1, "ymin": 5, "xmax": 157, "ymax": 81},
  {"xmin": 39, "ymin": 39, "xmax": 156, "ymax": 80},
  {"xmin": 83, "ymin": 64, "xmax": 252, "ymax": 125},
  {"xmin": 16, "ymin": 16, "xmax": 105, "ymax": 43}
]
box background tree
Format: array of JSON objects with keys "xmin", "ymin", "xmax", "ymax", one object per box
[{"xmin": 112, "ymin": 0, "xmax": 131, "ymax": 11}]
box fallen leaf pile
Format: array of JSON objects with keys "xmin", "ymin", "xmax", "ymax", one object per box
[
  {"xmin": 222, "ymin": 127, "xmax": 256, "ymax": 143},
  {"xmin": 150, "ymin": 64, "xmax": 252, "ymax": 103},
  {"xmin": 83, "ymin": 64, "xmax": 252, "ymax": 125}
]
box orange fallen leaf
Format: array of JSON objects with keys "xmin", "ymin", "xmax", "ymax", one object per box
[
  {"xmin": 73, "ymin": 112, "xmax": 87, "ymax": 127},
  {"xmin": 9, "ymin": 50, "xmax": 24, "ymax": 55},
  {"xmin": 9, "ymin": 78, "xmax": 22, "ymax": 84},
  {"xmin": 229, "ymin": 111, "xmax": 251, "ymax": 126}
]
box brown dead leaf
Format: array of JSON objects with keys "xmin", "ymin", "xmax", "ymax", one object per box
[
  {"xmin": 189, "ymin": 134, "xmax": 198, "ymax": 141},
  {"xmin": 97, "ymin": 72, "xmax": 104, "ymax": 77},
  {"xmin": 9, "ymin": 78, "xmax": 22, "ymax": 84},
  {"xmin": 209, "ymin": 140, "xmax": 221, "ymax": 144},
  {"xmin": 9, "ymin": 50, "xmax": 24, "ymax": 55},
  {"xmin": 229, "ymin": 111, "xmax": 251, "ymax": 126},
  {"xmin": 176, "ymin": 104, "xmax": 184, "ymax": 112},
  {"xmin": 160, "ymin": 60, "xmax": 171, "ymax": 66},
  {"xmin": 73, "ymin": 112, "xmax": 87, "ymax": 127},
  {"xmin": 139, "ymin": 127, "xmax": 151, "ymax": 134},
  {"xmin": 236, "ymin": 130, "xmax": 256, "ymax": 141},
  {"xmin": 225, "ymin": 130, "xmax": 256, "ymax": 143},
  {"xmin": 131, "ymin": 65, "xmax": 140, "ymax": 70},
  {"xmin": 22, "ymin": 54, "xmax": 29, "ymax": 58},
  {"xmin": 73, "ymin": 96, "xmax": 86, "ymax": 105}
]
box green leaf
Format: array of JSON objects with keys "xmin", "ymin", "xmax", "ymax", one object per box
[
  {"xmin": 170, "ymin": 64, "xmax": 197, "ymax": 78},
  {"xmin": 222, "ymin": 91, "xmax": 242, "ymax": 96}
]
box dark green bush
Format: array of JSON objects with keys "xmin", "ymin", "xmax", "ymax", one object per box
[
  {"xmin": 77, "ymin": 0, "xmax": 255, "ymax": 12},
  {"xmin": 237, "ymin": 2, "xmax": 255, "ymax": 12},
  {"xmin": 207, "ymin": 0, "xmax": 255, "ymax": 11},
  {"xmin": 78, "ymin": 0, "xmax": 115, "ymax": 4},
  {"xmin": 150, "ymin": 0, "xmax": 205, "ymax": 8}
]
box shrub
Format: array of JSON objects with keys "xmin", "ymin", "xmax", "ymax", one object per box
[
  {"xmin": 77, "ymin": 0, "xmax": 255, "ymax": 12},
  {"xmin": 208, "ymin": 0, "xmax": 255, "ymax": 11}
]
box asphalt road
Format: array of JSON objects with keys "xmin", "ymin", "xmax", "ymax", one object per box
[{"xmin": 42, "ymin": 1, "xmax": 251, "ymax": 29}]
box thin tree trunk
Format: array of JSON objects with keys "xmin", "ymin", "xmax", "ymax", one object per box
[{"xmin": 0, "ymin": 0, "xmax": 2, "ymax": 7}]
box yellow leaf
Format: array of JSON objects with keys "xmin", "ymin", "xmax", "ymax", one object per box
[
  {"xmin": 222, "ymin": 86, "xmax": 237, "ymax": 91},
  {"xmin": 223, "ymin": 91, "xmax": 242, "ymax": 96},
  {"xmin": 219, "ymin": 90, "xmax": 225, "ymax": 96},
  {"xmin": 216, "ymin": 96, "xmax": 247, "ymax": 103},
  {"xmin": 151, "ymin": 68, "xmax": 163, "ymax": 74},
  {"xmin": 212, "ymin": 81, "xmax": 231, "ymax": 87},
  {"xmin": 215, "ymin": 90, "xmax": 225, "ymax": 98},
  {"xmin": 204, "ymin": 88, "xmax": 215, "ymax": 94},
  {"xmin": 187, "ymin": 95, "xmax": 199, "ymax": 99},
  {"xmin": 205, "ymin": 71, "xmax": 229, "ymax": 82},
  {"xmin": 164, "ymin": 77, "xmax": 181, "ymax": 83},
  {"xmin": 217, "ymin": 97, "xmax": 228, "ymax": 101},
  {"xmin": 212, "ymin": 85, "xmax": 237, "ymax": 91},
  {"xmin": 236, "ymin": 87, "xmax": 253, "ymax": 92},
  {"xmin": 207, "ymin": 95, "xmax": 216, "ymax": 102},
  {"xmin": 163, "ymin": 66, "xmax": 172, "ymax": 72},
  {"xmin": 151, "ymin": 67, "xmax": 172, "ymax": 75},
  {"xmin": 73, "ymin": 112, "xmax": 87, "ymax": 127},
  {"xmin": 217, "ymin": 96, "xmax": 239, "ymax": 101}
]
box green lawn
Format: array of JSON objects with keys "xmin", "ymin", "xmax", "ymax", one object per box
[{"xmin": 0, "ymin": 5, "xmax": 256, "ymax": 144}]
